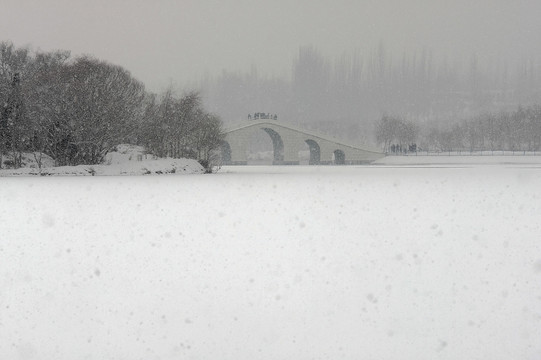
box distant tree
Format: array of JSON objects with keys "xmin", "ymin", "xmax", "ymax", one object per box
[
  {"xmin": 463, "ymin": 118, "xmax": 482, "ymax": 152},
  {"xmin": 479, "ymin": 112, "xmax": 501, "ymax": 152},
  {"xmin": 375, "ymin": 114, "xmax": 418, "ymax": 153},
  {"xmin": 397, "ymin": 119, "xmax": 419, "ymax": 148},
  {"xmin": 0, "ymin": 42, "xmax": 30, "ymax": 168},
  {"xmin": 525, "ymin": 105, "xmax": 541, "ymax": 151},
  {"xmin": 375, "ymin": 115, "xmax": 399, "ymax": 152},
  {"xmin": 292, "ymin": 46, "xmax": 331, "ymax": 123}
]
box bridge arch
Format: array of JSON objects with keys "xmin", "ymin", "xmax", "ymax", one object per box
[
  {"xmin": 305, "ymin": 139, "xmax": 321, "ymax": 165},
  {"xmin": 333, "ymin": 149, "xmax": 345, "ymax": 165},
  {"xmin": 220, "ymin": 141, "xmax": 232, "ymax": 164},
  {"xmin": 262, "ymin": 127, "xmax": 284, "ymax": 163}
]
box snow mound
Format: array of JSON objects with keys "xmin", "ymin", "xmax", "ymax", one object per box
[
  {"xmin": 103, "ymin": 144, "xmax": 156, "ymax": 165},
  {"xmin": 96, "ymin": 158, "xmax": 205, "ymax": 175},
  {"xmin": 0, "ymin": 158, "xmax": 204, "ymax": 176},
  {"xmin": 0, "ymin": 144, "xmax": 205, "ymax": 176}
]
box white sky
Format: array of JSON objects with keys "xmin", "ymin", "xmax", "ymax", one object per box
[{"xmin": 2, "ymin": 0, "xmax": 541, "ymax": 92}]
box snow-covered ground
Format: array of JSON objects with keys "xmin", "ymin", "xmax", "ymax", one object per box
[
  {"xmin": 1, "ymin": 164, "xmax": 541, "ymax": 360},
  {"xmin": 0, "ymin": 145, "xmax": 205, "ymax": 176},
  {"xmin": 375, "ymin": 155, "xmax": 541, "ymax": 166}
]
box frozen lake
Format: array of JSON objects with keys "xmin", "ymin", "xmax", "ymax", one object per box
[{"xmin": 1, "ymin": 163, "xmax": 541, "ymax": 360}]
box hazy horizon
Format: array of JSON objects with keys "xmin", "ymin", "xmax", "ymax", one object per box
[{"xmin": 3, "ymin": 0, "xmax": 541, "ymax": 92}]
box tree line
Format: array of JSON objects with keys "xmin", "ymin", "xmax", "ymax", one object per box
[
  {"xmin": 199, "ymin": 45, "xmax": 541, "ymax": 147},
  {"xmin": 0, "ymin": 41, "xmax": 224, "ymax": 171},
  {"xmin": 376, "ymin": 105, "xmax": 541, "ymax": 153}
]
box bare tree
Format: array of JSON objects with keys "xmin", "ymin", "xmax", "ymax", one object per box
[
  {"xmin": 62, "ymin": 56, "xmax": 146, "ymax": 165},
  {"xmin": 140, "ymin": 89, "xmax": 224, "ymax": 169},
  {"xmin": 376, "ymin": 115, "xmax": 418, "ymax": 153},
  {"xmin": 0, "ymin": 42, "xmax": 30, "ymax": 168},
  {"xmin": 23, "ymin": 50, "xmax": 72, "ymax": 167}
]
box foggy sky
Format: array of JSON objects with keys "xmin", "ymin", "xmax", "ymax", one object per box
[{"xmin": 3, "ymin": 0, "xmax": 541, "ymax": 92}]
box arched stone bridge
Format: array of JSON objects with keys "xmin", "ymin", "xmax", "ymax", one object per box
[{"xmin": 221, "ymin": 120, "xmax": 384, "ymax": 165}]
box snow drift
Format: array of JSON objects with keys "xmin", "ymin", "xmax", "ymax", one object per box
[{"xmin": 0, "ymin": 144, "xmax": 205, "ymax": 176}]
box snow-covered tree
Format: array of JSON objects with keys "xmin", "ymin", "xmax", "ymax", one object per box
[
  {"xmin": 0, "ymin": 42, "xmax": 30, "ymax": 168},
  {"xmin": 63, "ymin": 56, "xmax": 146, "ymax": 164},
  {"xmin": 139, "ymin": 89, "xmax": 224, "ymax": 169}
]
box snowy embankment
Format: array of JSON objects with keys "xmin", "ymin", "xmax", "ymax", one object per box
[
  {"xmin": 374, "ymin": 154, "xmax": 541, "ymax": 166},
  {"xmin": 1, "ymin": 166, "xmax": 540, "ymax": 360},
  {"xmin": 0, "ymin": 144, "xmax": 205, "ymax": 176},
  {"xmin": 0, "ymin": 158, "xmax": 204, "ymax": 176}
]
